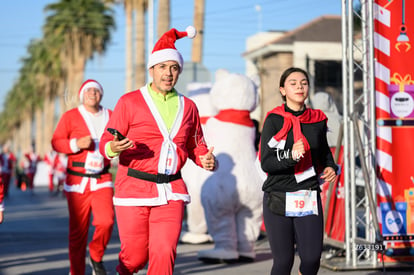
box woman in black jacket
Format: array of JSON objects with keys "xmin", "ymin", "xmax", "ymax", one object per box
[{"xmin": 260, "ymin": 67, "xmax": 337, "ymax": 275}]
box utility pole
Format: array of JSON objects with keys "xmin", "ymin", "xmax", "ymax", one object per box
[
  {"xmin": 192, "ymin": 0, "xmax": 205, "ymax": 63},
  {"xmin": 157, "ymin": 0, "xmax": 170, "ymax": 39}
]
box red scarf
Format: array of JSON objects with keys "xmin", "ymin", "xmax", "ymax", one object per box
[
  {"xmin": 214, "ymin": 109, "xmax": 254, "ymax": 127},
  {"xmin": 267, "ymin": 104, "xmax": 327, "ymax": 183}
]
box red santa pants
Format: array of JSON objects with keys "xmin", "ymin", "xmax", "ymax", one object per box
[
  {"xmin": 0, "ymin": 180, "xmax": 4, "ymax": 204},
  {"xmin": 66, "ymin": 184, "xmax": 114, "ymax": 275},
  {"xmin": 48, "ymin": 173, "xmax": 54, "ymax": 192},
  {"xmin": 26, "ymin": 173, "xmax": 35, "ymax": 190},
  {"xmin": 1, "ymin": 173, "xmax": 11, "ymax": 196},
  {"xmin": 115, "ymin": 200, "xmax": 185, "ymax": 275}
]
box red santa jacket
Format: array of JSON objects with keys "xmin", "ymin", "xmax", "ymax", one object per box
[
  {"xmin": 99, "ymin": 86, "xmax": 209, "ymax": 206},
  {"xmin": 43, "ymin": 150, "xmax": 57, "ymax": 175},
  {"xmin": 52, "ymin": 105, "xmax": 113, "ymax": 193}
]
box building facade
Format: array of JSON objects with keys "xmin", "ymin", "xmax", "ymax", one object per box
[{"xmin": 243, "ymin": 15, "xmax": 343, "ymax": 125}]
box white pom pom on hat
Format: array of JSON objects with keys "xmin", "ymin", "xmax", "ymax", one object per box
[
  {"xmin": 147, "ymin": 26, "xmax": 197, "ymax": 73},
  {"xmin": 78, "ymin": 79, "xmax": 104, "ymax": 103},
  {"xmin": 185, "ymin": 26, "xmax": 196, "ymax": 39}
]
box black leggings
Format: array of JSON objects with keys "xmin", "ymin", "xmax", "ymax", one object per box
[{"xmin": 263, "ymin": 192, "xmax": 324, "ymax": 275}]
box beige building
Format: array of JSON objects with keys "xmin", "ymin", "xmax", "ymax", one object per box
[{"xmin": 243, "ymin": 15, "xmax": 343, "ymax": 126}]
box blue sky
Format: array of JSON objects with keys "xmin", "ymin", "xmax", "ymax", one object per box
[{"xmin": 0, "ymin": 0, "xmax": 341, "ymax": 110}]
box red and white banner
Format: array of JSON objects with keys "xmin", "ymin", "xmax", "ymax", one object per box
[
  {"xmin": 321, "ymin": 147, "xmax": 345, "ymax": 243},
  {"xmin": 375, "ymin": 0, "xmax": 414, "ymax": 262}
]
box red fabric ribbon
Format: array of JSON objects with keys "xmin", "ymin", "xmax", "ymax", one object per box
[{"xmin": 213, "ymin": 109, "xmax": 254, "ymax": 127}]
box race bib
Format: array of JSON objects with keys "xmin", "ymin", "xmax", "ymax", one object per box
[
  {"xmin": 85, "ymin": 151, "xmax": 104, "ymax": 174},
  {"xmin": 285, "ymin": 190, "xmax": 318, "ymax": 217},
  {"xmin": 164, "ymin": 144, "xmax": 177, "ymax": 175}
]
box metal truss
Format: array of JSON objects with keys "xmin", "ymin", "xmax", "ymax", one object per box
[{"xmin": 322, "ymin": 0, "xmax": 382, "ymax": 270}]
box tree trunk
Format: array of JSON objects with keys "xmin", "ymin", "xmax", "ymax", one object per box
[
  {"xmin": 11, "ymin": 131, "xmax": 19, "ymax": 157},
  {"xmin": 63, "ymin": 65, "xmax": 77, "ymax": 111},
  {"xmin": 43, "ymin": 94, "xmax": 56, "ymax": 154},
  {"xmin": 35, "ymin": 108, "xmax": 43, "ymax": 156},
  {"xmin": 20, "ymin": 116, "xmax": 32, "ymax": 154},
  {"xmin": 55, "ymin": 80, "xmax": 66, "ymax": 119},
  {"xmin": 134, "ymin": 0, "xmax": 147, "ymax": 88}
]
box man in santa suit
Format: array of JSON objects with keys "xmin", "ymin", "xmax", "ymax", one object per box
[
  {"xmin": 44, "ymin": 148, "xmax": 58, "ymax": 194},
  {"xmin": 52, "ymin": 79, "xmax": 114, "ymax": 275},
  {"xmin": 0, "ymin": 143, "xmax": 16, "ymax": 198},
  {"xmin": 20, "ymin": 146, "xmax": 41, "ymax": 193},
  {"xmin": 99, "ymin": 26, "xmax": 217, "ymax": 275}
]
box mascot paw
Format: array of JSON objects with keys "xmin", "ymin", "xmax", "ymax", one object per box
[
  {"xmin": 238, "ymin": 251, "xmax": 256, "ymax": 262},
  {"xmin": 180, "ymin": 231, "xmax": 213, "ymax": 244},
  {"xmin": 197, "ymin": 248, "xmax": 239, "ymax": 264}
]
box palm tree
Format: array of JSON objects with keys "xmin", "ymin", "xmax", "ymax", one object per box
[
  {"xmin": 18, "ymin": 42, "xmax": 52, "ymax": 155},
  {"xmin": 43, "ymin": 0, "xmax": 116, "ymax": 111},
  {"xmin": 25, "ymin": 40, "xmax": 49, "ymax": 156},
  {"xmin": 2, "ymin": 71, "xmax": 37, "ymax": 154},
  {"xmin": 25, "ymin": 39, "xmax": 63, "ymax": 156},
  {"xmin": 0, "ymin": 87, "xmax": 25, "ymax": 151}
]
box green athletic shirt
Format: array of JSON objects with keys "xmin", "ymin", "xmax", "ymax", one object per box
[{"xmin": 147, "ymin": 83, "xmax": 179, "ymax": 131}]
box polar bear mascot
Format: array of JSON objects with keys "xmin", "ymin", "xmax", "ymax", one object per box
[
  {"xmin": 198, "ymin": 70, "xmax": 263, "ymax": 263},
  {"xmin": 180, "ymin": 82, "xmax": 217, "ymax": 244}
]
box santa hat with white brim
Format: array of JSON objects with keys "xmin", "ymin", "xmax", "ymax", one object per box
[
  {"xmin": 78, "ymin": 79, "xmax": 104, "ymax": 103},
  {"xmin": 147, "ymin": 26, "xmax": 197, "ymax": 73}
]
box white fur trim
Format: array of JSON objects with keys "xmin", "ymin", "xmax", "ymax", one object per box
[
  {"xmin": 64, "ymin": 178, "xmax": 113, "ymax": 193},
  {"xmin": 295, "ymin": 166, "xmax": 316, "ymax": 183},
  {"xmin": 268, "ymin": 138, "xmax": 285, "ymax": 149},
  {"xmin": 147, "ymin": 48, "xmax": 184, "ymax": 73},
  {"xmin": 70, "ymin": 138, "xmax": 80, "ymax": 153}
]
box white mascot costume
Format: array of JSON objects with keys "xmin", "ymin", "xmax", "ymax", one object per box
[
  {"xmin": 180, "ymin": 82, "xmax": 217, "ymax": 244},
  {"xmin": 198, "ymin": 70, "xmax": 263, "ymax": 263}
]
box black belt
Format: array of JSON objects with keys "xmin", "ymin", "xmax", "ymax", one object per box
[
  {"xmin": 72, "ymin": 161, "xmax": 86, "ymax": 167},
  {"xmin": 67, "ymin": 165, "xmax": 110, "ymax": 179},
  {"xmin": 127, "ymin": 168, "xmax": 181, "ymax": 184}
]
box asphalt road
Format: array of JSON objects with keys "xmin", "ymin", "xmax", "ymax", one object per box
[{"xmin": 1, "ymin": 184, "xmax": 413, "ymax": 275}]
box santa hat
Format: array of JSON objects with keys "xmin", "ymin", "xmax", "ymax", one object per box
[
  {"xmin": 78, "ymin": 79, "xmax": 104, "ymax": 103},
  {"xmin": 147, "ymin": 26, "xmax": 197, "ymax": 73}
]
